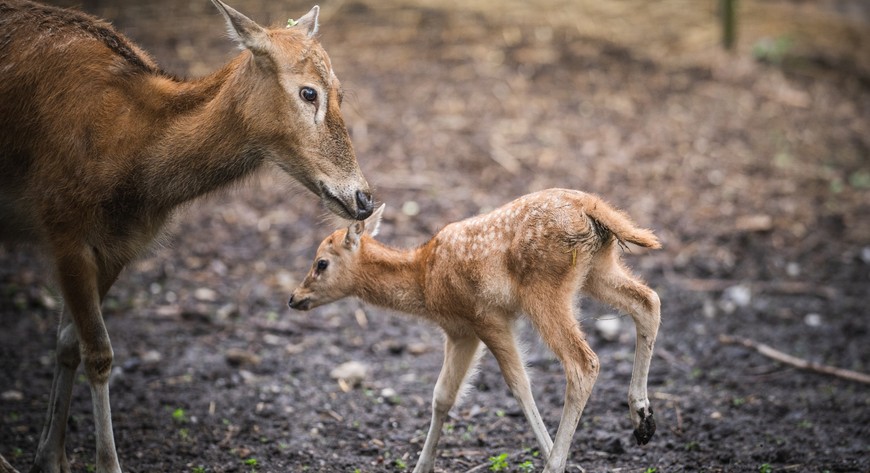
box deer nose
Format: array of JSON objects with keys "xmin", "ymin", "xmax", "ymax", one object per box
[{"xmin": 355, "ymin": 190, "xmax": 374, "ymax": 220}]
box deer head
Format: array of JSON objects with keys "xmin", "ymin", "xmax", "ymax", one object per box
[{"xmin": 212, "ymin": 1, "xmax": 373, "ymax": 219}]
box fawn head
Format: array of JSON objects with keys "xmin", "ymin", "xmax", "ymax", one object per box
[
  {"xmin": 212, "ymin": 1, "xmax": 373, "ymax": 220},
  {"xmin": 288, "ymin": 204, "xmax": 385, "ymax": 310}
]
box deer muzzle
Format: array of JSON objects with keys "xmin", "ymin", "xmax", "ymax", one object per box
[{"xmin": 320, "ymin": 183, "xmax": 374, "ymax": 220}]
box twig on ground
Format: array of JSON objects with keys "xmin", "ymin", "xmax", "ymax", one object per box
[
  {"xmin": 668, "ymin": 276, "xmax": 837, "ymax": 299},
  {"xmin": 0, "ymin": 454, "xmax": 19, "ymax": 473},
  {"xmin": 719, "ymin": 335, "xmax": 870, "ymax": 385}
]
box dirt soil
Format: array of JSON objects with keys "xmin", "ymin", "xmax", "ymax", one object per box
[{"xmin": 2, "ymin": 0, "xmax": 869, "ymax": 472}]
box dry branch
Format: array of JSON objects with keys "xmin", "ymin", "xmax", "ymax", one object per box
[
  {"xmin": 668, "ymin": 275, "xmax": 838, "ymax": 299},
  {"xmin": 719, "ymin": 335, "xmax": 870, "ymax": 385},
  {"xmin": 0, "ymin": 454, "xmax": 19, "ymax": 473}
]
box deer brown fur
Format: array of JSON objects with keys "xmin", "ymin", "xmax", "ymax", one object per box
[
  {"xmin": 0, "ymin": 1, "xmax": 373, "ymax": 472},
  {"xmin": 289, "ymin": 189, "xmax": 661, "ymax": 473}
]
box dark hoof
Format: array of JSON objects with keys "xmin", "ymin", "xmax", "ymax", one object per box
[{"xmin": 633, "ymin": 407, "xmax": 656, "ymax": 445}]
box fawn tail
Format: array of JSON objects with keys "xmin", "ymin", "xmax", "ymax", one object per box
[{"xmin": 583, "ymin": 194, "xmax": 661, "ymax": 249}]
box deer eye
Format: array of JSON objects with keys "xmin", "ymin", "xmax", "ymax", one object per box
[
  {"xmin": 316, "ymin": 259, "xmax": 329, "ymax": 271},
  {"xmin": 300, "ymin": 87, "xmax": 318, "ymax": 103}
]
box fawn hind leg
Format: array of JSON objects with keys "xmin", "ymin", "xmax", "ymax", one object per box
[
  {"xmin": 521, "ymin": 290, "xmax": 599, "ymax": 473},
  {"xmin": 474, "ymin": 315, "xmax": 554, "ymax": 459},
  {"xmin": 413, "ymin": 333, "xmax": 481, "ymax": 473},
  {"xmin": 584, "ymin": 254, "xmax": 660, "ymax": 445}
]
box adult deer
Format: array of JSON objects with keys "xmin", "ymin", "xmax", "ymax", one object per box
[
  {"xmin": 289, "ymin": 189, "xmax": 661, "ymax": 473},
  {"xmin": 0, "ymin": 1, "xmax": 373, "ymax": 472}
]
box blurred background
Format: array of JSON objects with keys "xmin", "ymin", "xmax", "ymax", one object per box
[{"xmin": 1, "ymin": 1, "xmax": 868, "ymax": 472}]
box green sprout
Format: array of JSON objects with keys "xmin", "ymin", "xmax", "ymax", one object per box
[
  {"xmin": 172, "ymin": 408, "xmax": 187, "ymax": 423},
  {"xmin": 488, "ymin": 453, "xmax": 509, "ymax": 472}
]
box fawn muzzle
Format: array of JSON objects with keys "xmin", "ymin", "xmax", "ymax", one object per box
[{"xmin": 287, "ymin": 293, "xmax": 312, "ymax": 311}]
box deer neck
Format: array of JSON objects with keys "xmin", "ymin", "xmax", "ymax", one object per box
[
  {"xmin": 353, "ymin": 241, "xmax": 429, "ymax": 316},
  {"xmin": 139, "ymin": 52, "xmax": 269, "ymax": 208}
]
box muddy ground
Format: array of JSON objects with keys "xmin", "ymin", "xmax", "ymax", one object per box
[{"xmin": 1, "ymin": 0, "xmax": 868, "ymax": 472}]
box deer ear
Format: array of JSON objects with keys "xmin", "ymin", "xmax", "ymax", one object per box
[
  {"xmin": 344, "ymin": 221, "xmax": 364, "ymax": 249},
  {"xmin": 365, "ymin": 204, "xmax": 386, "ymax": 237},
  {"xmin": 211, "ymin": 0, "xmax": 269, "ymax": 53},
  {"xmin": 291, "ymin": 5, "xmax": 320, "ymax": 38}
]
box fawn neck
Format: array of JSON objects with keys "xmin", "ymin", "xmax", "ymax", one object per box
[{"xmin": 352, "ymin": 239, "xmax": 429, "ymax": 316}]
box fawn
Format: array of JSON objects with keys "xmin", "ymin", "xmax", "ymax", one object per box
[
  {"xmin": 289, "ymin": 189, "xmax": 661, "ymax": 473},
  {"xmin": 0, "ymin": 1, "xmax": 373, "ymax": 472}
]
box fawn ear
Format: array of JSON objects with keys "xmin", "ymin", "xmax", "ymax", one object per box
[
  {"xmin": 344, "ymin": 204, "xmax": 383, "ymax": 248},
  {"xmin": 344, "ymin": 221, "xmax": 364, "ymax": 249},
  {"xmin": 291, "ymin": 5, "xmax": 320, "ymax": 37},
  {"xmin": 211, "ymin": 0, "xmax": 270, "ymax": 53},
  {"xmin": 365, "ymin": 204, "xmax": 386, "ymax": 237}
]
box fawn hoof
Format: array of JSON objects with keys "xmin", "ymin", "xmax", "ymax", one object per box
[{"xmin": 633, "ymin": 406, "xmax": 656, "ymax": 445}]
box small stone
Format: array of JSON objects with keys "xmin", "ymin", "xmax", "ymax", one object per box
[
  {"xmin": 702, "ymin": 299, "xmax": 717, "ymax": 319},
  {"xmin": 595, "ymin": 316, "xmax": 622, "ymax": 342},
  {"xmin": 262, "ymin": 333, "xmax": 285, "ymax": 346},
  {"xmin": 330, "ymin": 361, "xmax": 368, "ymax": 387},
  {"xmin": 141, "ymin": 350, "xmax": 162, "ymax": 363},
  {"xmin": 194, "ymin": 287, "xmax": 218, "ymax": 302},
  {"xmin": 786, "ymin": 262, "xmax": 801, "ymax": 278},
  {"xmin": 238, "ymin": 369, "xmax": 258, "ymax": 384},
  {"xmin": 1, "ymin": 390, "xmax": 23, "ymax": 401},
  {"xmin": 861, "ymin": 247, "xmax": 870, "ymax": 264},
  {"xmin": 722, "ymin": 285, "xmax": 751, "ymax": 308},
  {"xmin": 225, "ymin": 348, "xmax": 261, "ymax": 367},
  {"xmin": 38, "ymin": 287, "xmax": 59, "ymax": 310},
  {"xmin": 804, "ymin": 313, "xmax": 823, "ymax": 327},
  {"xmin": 407, "ymin": 343, "xmax": 429, "ymax": 355},
  {"xmin": 402, "ymin": 200, "xmax": 420, "ymax": 216}
]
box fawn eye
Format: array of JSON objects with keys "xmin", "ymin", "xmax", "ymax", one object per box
[
  {"xmin": 316, "ymin": 259, "xmax": 329, "ymax": 271},
  {"xmin": 300, "ymin": 87, "xmax": 318, "ymax": 103}
]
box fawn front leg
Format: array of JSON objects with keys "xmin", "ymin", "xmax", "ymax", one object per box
[{"xmin": 413, "ymin": 334, "xmax": 481, "ymax": 473}]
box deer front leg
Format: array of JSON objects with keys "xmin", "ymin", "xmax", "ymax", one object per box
[
  {"xmin": 413, "ymin": 334, "xmax": 481, "ymax": 473},
  {"xmin": 42, "ymin": 247, "xmax": 123, "ymax": 473},
  {"xmin": 31, "ymin": 312, "xmax": 79, "ymax": 473}
]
